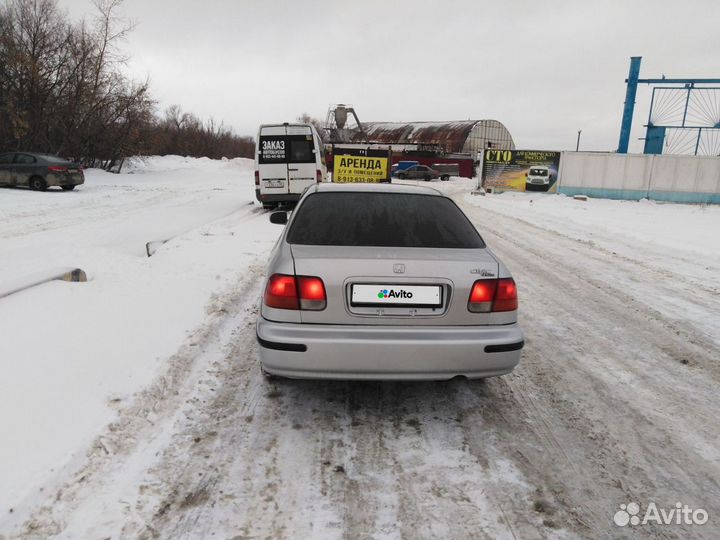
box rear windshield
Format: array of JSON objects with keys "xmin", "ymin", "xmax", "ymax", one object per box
[
  {"xmin": 287, "ymin": 192, "xmax": 485, "ymax": 248},
  {"xmin": 288, "ymin": 137, "xmax": 314, "ymax": 163}
]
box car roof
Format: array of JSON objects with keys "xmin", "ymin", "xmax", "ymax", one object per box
[
  {"xmin": 312, "ymin": 183, "xmax": 443, "ymax": 196},
  {"xmin": 5, "ymin": 152, "xmax": 60, "ymax": 158}
]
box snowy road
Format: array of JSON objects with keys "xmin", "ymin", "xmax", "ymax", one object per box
[{"xmin": 3, "ymin": 166, "xmax": 719, "ymax": 540}]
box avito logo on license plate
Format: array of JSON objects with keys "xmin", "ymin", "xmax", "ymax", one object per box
[{"xmin": 352, "ymin": 284, "xmax": 441, "ymax": 307}]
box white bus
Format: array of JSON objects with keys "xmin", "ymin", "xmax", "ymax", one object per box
[{"xmin": 255, "ymin": 123, "xmax": 326, "ymax": 209}]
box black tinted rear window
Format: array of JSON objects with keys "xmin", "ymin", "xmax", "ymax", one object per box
[
  {"xmin": 258, "ymin": 135, "xmax": 315, "ymax": 164},
  {"xmin": 287, "ymin": 192, "xmax": 485, "ymax": 248},
  {"xmin": 288, "ymin": 137, "xmax": 314, "ymax": 163}
]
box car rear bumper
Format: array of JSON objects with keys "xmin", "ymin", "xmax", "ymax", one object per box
[
  {"xmin": 255, "ymin": 189, "xmax": 301, "ymax": 204},
  {"xmin": 47, "ymin": 173, "xmax": 84, "ymax": 187},
  {"xmin": 256, "ymin": 317, "xmax": 524, "ymax": 380}
]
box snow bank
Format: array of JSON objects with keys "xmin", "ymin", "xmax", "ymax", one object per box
[
  {"xmin": 467, "ymin": 190, "xmax": 720, "ymax": 258},
  {"xmin": 0, "ymin": 157, "xmax": 277, "ymax": 513},
  {"xmin": 123, "ymin": 155, "xmax": 254, "ymax": 174},
  {"xmin": 462, "ymin": 189, "xmax": 720, "ymax": 287}
]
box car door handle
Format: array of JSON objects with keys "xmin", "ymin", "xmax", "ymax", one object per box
[{"xmin": 288, "ymin": 168, "xmax": 299, "ymax": 171}]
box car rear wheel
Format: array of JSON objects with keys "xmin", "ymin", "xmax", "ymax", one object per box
[
  {"xmin": 441, "ymin": 175, "xmax": 449, "ymax": 181},
  {"xmin": 397, "ymin": 173, "xmax": 406, "ymax": 179},
  {"xmin": 423, "ymin": 174, "xmax": 431, "ymax": 181},
  {"xmin": 29, "ymin": 176, "xmax": 47, "ymax": 191},
  {"xmin": 61, "ymin": 185, "xmax": 76, "ymax": 191}
]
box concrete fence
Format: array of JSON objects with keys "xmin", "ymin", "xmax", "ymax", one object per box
[{"xmin": 557, "ymin": 152, "xmax": 720, "ymax": 204}]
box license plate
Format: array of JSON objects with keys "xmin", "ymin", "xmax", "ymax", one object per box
[
  {"xmin": 264, "ymin": 179, "xmax": 285, "ymax": 188},
  {"xmin": 351, "ymin": 284, "xmax": 442, "ymax": 307}
]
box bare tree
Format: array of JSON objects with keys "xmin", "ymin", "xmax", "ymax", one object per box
[
  {"xmin": 297, "ymin": 112, "xmax": 327, "ymax": 142},
  {"xmin": 0, "ymin": 0, "xmax": 253, "ymax": 169}
]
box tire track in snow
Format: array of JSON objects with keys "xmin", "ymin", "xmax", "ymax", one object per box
[
  {"xmin": 460, "ymin": 197, "xmax": 720, "ymax": 347},
  {"xmin": 456, "ymin": 199, "xmax": 720, "ymax": 540},
  {"xmin": 9, "ymin": 257, "xmax": 268, "ymax": 540},
  {"xmin": 11, "ymin": 184, "xmax": 720, "ymax": 540}
]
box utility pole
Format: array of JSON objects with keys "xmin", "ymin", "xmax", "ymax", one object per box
[{"xmin": 576, "ymin": 130, "xmax": 582, "ymax": 152}]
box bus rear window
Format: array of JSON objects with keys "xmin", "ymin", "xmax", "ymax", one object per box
[
  {"xmin": 288, "ymin": 136, "xmax": 315, "ymax": 163},
  {"xmin": 259, "ymin": 135, "xmax": 315, "ymax": 164}
]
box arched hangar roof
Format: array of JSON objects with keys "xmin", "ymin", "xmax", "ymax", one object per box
[{"xmin": 351, "ymin": 120, "xmax": 515, "ymax": 154}]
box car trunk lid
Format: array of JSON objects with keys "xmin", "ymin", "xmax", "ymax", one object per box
[{"xmin": 290, "ymin": 244, "xmax": 500, "ymax": 326}]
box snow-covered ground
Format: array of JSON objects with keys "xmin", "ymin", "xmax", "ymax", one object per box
[
  {"xmin": 1, "ymin": 165, "xmax": 719, "ymax": 540},
  {"xmin": 461, "ymin": 186, "xmax": 720, "ymax": 346},
  {"xmin": 465, "ymin": 187, "xmax": 720, "ymax": 285},
  {"xmin": 0, "ymin": 156, "xmax": 281, "ymax": 516}
]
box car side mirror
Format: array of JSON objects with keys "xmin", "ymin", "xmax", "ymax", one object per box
[
  {"xmin": 525, "ymin": 172, "xmax": 528, "ymax": 177},
  {"xmin": 269, "ymin": 211, "xmax": 288, "ymax": 225}
]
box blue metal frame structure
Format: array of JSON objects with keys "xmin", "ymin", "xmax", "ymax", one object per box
[
  {"xmin": 644, "ymin": 85, "xmax": 720, "ymax": 155},
  {"xmin": 617, "ymin": 57, "xmax": 642, "ymax": 154},
  {"xmin": 617, "ymin": 57, "xmax": 720, "ymax": 155}
]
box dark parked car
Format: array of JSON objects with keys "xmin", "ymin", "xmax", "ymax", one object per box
[
  {"xmin": 395, "ymin": 164, "xmax": 440, "ymax": 181},
  {"xmin": 0, "ymin": 152, "xmax": 84, "ymax": 191}
]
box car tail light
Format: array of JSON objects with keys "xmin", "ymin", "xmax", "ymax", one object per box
[
  {"xmin": 493, "ymin": 278, "xmax": 518, "ymax": 312},
  {"xmin": 468, "ymin": 278, "xmax": 517, "ymax": 313},
  {"xmin": 264, "ymin": 274, "xmax": 299, "ymax": 310},
  {"xmin": 264, "ymin": 274, "xmax": 326, "ymax": 311},
  {"xmin": 468, "ymin": 280, "xmax": 498, "ymax": 313},
  {"xmin": 316, "ymin": 169, "xmax": 322, "ymax": 183},
  {"xmin": 298, "ymin": 276, "xmax": 326, "ymax": 310},
  {"xmin": 254, "ymin": 170, "xmax": 260, "ymax": 186},
  {"xmin": 48, "ymin": 166, "xmax": 68, "ymax": 172}
]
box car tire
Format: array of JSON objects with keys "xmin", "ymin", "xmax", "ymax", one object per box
[
  {"xmin": 397, "ymin": 173, "xmax": 406, "ymax": 180},
  {"xmin": 61, "ymin": 185, "xmax": 76, "ymax": 191},
  {"xmin": 441, "ymin": 175, "xmax": 449, "ymax": 181},
  {"xmin": 29, "ymin": 176, "xmax": 47, "ymax": 191},
  {"xmin": 424, "ymin": 174, "xmax": 431, "ymax": 181}
]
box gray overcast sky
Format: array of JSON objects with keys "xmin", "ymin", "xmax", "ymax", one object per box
[{"xmin": 61, "ymin": 0, "xmax": 719, "ymax": 152}]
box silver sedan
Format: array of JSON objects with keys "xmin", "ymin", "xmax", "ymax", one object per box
[{"xmin": 256, "ymin": 183, "xmax": 523, "ymax": 380}]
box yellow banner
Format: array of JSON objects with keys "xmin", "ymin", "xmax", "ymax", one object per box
[{"xmin": 333, "ymin": 155, "xmax": 388, "ymax": 183}]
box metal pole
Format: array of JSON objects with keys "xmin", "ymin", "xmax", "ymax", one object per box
[
  {"xmin": 681, "ymin": 84, "xmax": 693, "ymax": 127},
  {"xmin": 576, "ymin": 130, "xmax": 582, "ymax": 151},
  {"xmin": 646, "ymin": 87, "xmax": 657, "ymax": 127},
  {"xmin": 618, "ymin": 56, "xmax": 642, "ymax": 153},
  {"xmin": 477, "ymin": 149, "xmax": 485, "ymax": 190},
  {"xmin": 694, "ymin": 127, "xmax": 702, "ymax": 155}
]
